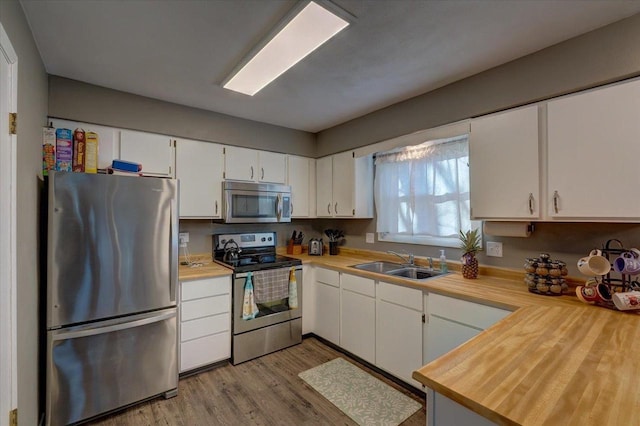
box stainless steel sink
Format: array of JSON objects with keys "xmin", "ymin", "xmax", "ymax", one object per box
[
  {"xmin": 386, "ymin": 267, "xmax": 448, "ymax": 281},
  {"xmin": 351, "ymin": 261, "xmax": 403, "ymax": 273},
  {"xmin": 350, "ymin": 262, "xmax": 448, "ymax": 281}
]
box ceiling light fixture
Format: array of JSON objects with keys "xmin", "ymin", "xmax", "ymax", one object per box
[{"xmin": 222, "ymin": 1, "xmax": 350, "ymax": 96}]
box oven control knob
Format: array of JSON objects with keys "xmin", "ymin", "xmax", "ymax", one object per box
[
  {"xmin": 261, "ymin": 237, "xmax": 266, "ymax": 242},
  {"xmin": 268, "ymin": 237, "xmax": 272, "ymax": 241}
]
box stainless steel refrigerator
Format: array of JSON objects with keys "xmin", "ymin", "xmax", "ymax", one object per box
[{"xmin": 44, "ymin": 171, "xmax": 179, "ymax": 426}]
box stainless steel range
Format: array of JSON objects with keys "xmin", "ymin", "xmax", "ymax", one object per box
[{"xmin": 213, "ymin": 232, "xmax": 302, "ymax": 364}]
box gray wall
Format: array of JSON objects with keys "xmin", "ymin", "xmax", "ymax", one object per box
[
  {"xmin": 317, "ymin": 13, "xmax": 640, "ymax": 156},
  {"xmin": 315, "ymin": 12, "xmax": 640, "ymax": 276},
  {"xmin": 48, "ymin": 76, "xmax": 316, "ymax": 157},
  {"xmin": 0, "ymin": 1, "xmax": 49, "ymax": 424}
]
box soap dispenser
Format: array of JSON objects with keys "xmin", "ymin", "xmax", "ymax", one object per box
[{"xmin": 439, "ymin": 249, "xmax": 448, "ymax": 273}]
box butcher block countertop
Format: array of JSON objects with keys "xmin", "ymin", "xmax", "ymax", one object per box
[{"xmin": 179, "ymin": 247, "xmax": 639, "ymax": 425}]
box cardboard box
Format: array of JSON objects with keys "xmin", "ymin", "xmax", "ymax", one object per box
[
  {"xmin": 42, "ymin": 127, "xmax": 56, "ymax": 176},
  {"xmin": 55, "ymin": 128, "xmax": 72, "ymax": 172}
]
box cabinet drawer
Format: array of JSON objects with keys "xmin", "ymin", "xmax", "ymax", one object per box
[
  {"xmin": 377, "ymin": 281, "xmax": 422, "ymax": 311},
  {"xmin": 341, "ymin": 273, "xmax": 375, "ymax": 297},
  {"xmin": 181, "ymin": 277, "xmax": 230, "ymax": 301},
  {"xmin": 180, "ymin": 332, "xmax": 230, "ymax": 372},
  {"xmin": 181, "ymin": 294, "xmax": 230, "ymax": 322},
  {"xmin": 429, "ymin": 293, "xmax": 510, "ymax": 330},
  {"xmin": 181, "ymin": 313, "xmax": 230, "ymax": 342},
  {"xmin": 316, "ymin": 268, "xmax": 340, "ymax": 287}
]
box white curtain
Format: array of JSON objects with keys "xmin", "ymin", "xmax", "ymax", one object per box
[{"xmin": 374, "ymin": 136, "xmax": 470, "ymax": 240}]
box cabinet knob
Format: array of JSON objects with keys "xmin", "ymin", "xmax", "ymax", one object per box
[
  {"xmin": 334, "ymin": 202, "xmax": 338, "ymax": 214},
  {"xmin": 327, "ymin": 203, "xmax": 331, "ymax": 214},
  {"xmin": 250, "ymin": 166, "xmax": 254, "ymax": 180},
  {"xmin": 261, "ymin": 168, "xmax": 264, "ymax": 180},
  {"xmin": 553, "ymin": 190, "xmax": 560, "ymax": 214},
  {"xmin": 215, "ymin": 200, "xmax": 218, "ymax": 215}
]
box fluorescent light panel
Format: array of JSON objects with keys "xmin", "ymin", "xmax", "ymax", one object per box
[{"xmin": 223, "ymin": 1, "xmax": 349, "ymax": 96}]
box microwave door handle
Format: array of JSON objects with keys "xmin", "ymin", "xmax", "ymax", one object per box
[{"xmin": 276, "ymin": 193, "xmax": 282, "ymax": 221}]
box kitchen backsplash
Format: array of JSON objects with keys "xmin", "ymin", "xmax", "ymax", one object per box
[{"xmin": 179, "ymin": 219, "xmax": 640, "ymax": 277}]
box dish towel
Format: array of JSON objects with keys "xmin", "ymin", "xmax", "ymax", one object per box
[
  {"xmin": 253, "ymin": 268, "xmax": 290, "ymax": 304},
  {"xmin": 242, "ymin": 272, "xmax": 259, "ymax": 320},
  {"xmin": 288, "ymin": 267, "xmax": 298, "ymax": 309}
]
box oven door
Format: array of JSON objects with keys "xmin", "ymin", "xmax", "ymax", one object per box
[
  {"xmin": 233, "ymin": 267, "xmax": 302, "ymax": 334},
  {"xmin": 224, "ymin": 189, "xmax": 291, "ymax": 223}
]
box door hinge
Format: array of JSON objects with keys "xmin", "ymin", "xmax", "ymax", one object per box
[
  {"xmin": 223, "ymin": 171, "xmax": 226, "ymax": 179},
  {"xmin": 352, "ymin": 151, "xmax": 355, "ymax": 158},
  {"xmin": 352, "ymin": 209, "xmax": 355, "ymax": 215},
  {"xmin": 9, "ymin": 408, "xmax": 17, "ymax": 426},
  {"xmin": 9, "ymin": 113, "xmax": 17, "ymax": 135},
  {"xmin": 422, "ymin": 313, "xmax": 426, "ymax": 323},
  {"xmin": 223, "ymin": 147, "xmax": 226, "ymax": 155}
]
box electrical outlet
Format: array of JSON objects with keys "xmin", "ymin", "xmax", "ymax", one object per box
[
  {"xmin": 365, "ymin": 233, "xmax": 375, "ymax": 244},
  {"xmin": 179, "ymin": 232, "xmax": 189, "ymax": 245},
  {"xmin": 486, "ymin": 241, "xmax": 503, "ymax": 257}
]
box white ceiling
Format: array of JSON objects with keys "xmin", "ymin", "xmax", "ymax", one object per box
[{"xmin": 20, "ymin": 0, "xmax": 640, "ymax": 133}]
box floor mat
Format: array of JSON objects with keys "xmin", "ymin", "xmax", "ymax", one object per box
[{"xmin": 299, "ymin": 357, "xmax": 422, "ymax": 426}]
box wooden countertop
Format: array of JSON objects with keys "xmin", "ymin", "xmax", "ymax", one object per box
[
  {"xmin": 179, "ymin": 247, "xmax": 638, "ymax": 425},
  {"xmin": 178, "ymin": 255, "xmax": 232, "ymax": 281}
]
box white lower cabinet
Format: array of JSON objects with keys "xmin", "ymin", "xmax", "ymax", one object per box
[
  {"xmin": 302, "ymin": 265, "xmax": 316, "ymax": 335},
  {"xmin": 179, "ymin": 276, "xmax": 232, "ymax": 373},
  {"xmin": 425, "ymin": 293, "xmax": 510, "ymax": 426},
  {"xmin": 340, "ymin": 274, "xmax": 376, "ymax": 364},
  {"xmin": 314, "ymin": 268, "xmax": 341, "ymax": 345},
  {"xmin": 375, "ymin": 281, "xmax": 424, "ymax": 388}
]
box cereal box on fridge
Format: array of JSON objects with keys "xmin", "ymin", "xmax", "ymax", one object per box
[
  {"xmin": 55, "ymin": 128, "xmax": 73, "ymax": 172},
  {"xmin": 72, "ymin": 128, "xmax": 86, "ymax": 172},
  {"xmin": 42, "ymin": 127, "xmax": 56, "ymax": 176},
  {"xmin": 85, "ymin": 131, "xmax": 98, "ymax": 174}
]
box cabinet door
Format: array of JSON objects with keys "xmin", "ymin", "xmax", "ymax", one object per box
[
  {"xmin": 341, "ymin": 289, "xmax": 375, "ymax": 364},
  {"xmin": 332, "ymin": 151, "xmax": 355, "ymax": 217},
  {"xmin": 548, "ymin": 79, "xmax": 640, "ymax": 219},
  {"xmin": 376, "ymin": 299, "xmax": 423, "ymax": 387},
  {"xmin": 316, "ymin": 156, "xmax": 333, "ymax": 217},
  {"xmin": 258, "ymin": 151, "xmax": 286, "ymax": 183},
  {"xmin": 314, "ymin": 280, "xmax": 340, "ymax": 345},
  {"xmin": 288, "ymin": 156, "xmax": 311, "ymax": 217},
  {"xmin": 119, "ymin": 130, "xmax": 174, "ymax": 176},
  {"xmin": 176, "ymin": 139, "xmax": 224, "ymax": 218},
  {"xmin": 425, "ymin": 315, "xmax": 480, "ymax": 364},
  {"xmin": 224, "ymin": 146, "xmax": 257, "ymax": 181},
  {"xmin": 302, "ymin": 266, "xmax": 316, "ymax": 335},
  {"xmin": 470, "ymin": 105, "xmax": 540, "ymax": 219}
]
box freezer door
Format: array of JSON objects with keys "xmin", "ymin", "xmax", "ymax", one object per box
[
  {"xmin": 47, "ymin": 172, "xmax": 178, "ymax": 328},
  {"xmin": 46, "ymin": 308, "xmax": 178, "ymax": 426}
]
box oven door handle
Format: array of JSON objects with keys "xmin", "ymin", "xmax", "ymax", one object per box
[{"xmin": 235, "ymin": 265, "xmax": 302, "ymax": 278}]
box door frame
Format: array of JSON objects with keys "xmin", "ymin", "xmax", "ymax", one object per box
[{"xmin": 0, "ymin": 21, "xmax": 18, "ymax": 419}]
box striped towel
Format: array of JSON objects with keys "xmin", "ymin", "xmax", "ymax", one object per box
[{"xmin": 253, "ymin": 268, "xmax": 290, "ymax": 304}]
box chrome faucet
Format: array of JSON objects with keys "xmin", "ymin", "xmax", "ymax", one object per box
[
  {"xmin": 427, "ymin": 256, "xmax": 434, "ymax": 269},
  {"xmin": 387, "ymin": 250, "xmax": 415, "ymax": 266}
]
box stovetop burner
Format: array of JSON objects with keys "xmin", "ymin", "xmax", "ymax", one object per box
[{"xmin": 212, "ymin": 232, "xmax": 301, "ymax": 273}]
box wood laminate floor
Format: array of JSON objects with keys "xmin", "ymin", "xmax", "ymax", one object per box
[{"xmin": 87, "ymin": 337, "xmax": 426, "ymax": 425}]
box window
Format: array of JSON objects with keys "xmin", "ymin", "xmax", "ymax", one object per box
[{"xmin": 374, "ymin": 135, "xmax": 478, "ymax": 247}]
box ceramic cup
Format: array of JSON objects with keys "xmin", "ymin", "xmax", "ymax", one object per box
[
  {"xmin": 613, "ymin": 249, "xmax": 640, "ymax": 275},
  {"xmin": 576, "ymin": 283, "xmax": 613, "ymax": 304},
  {"xmin": 612, "ymin": 291, "xmax": 640, "ymax": 310},
  {"xmin": 577, "ymin": 249, "xmax": 611, "ymax": 276}
]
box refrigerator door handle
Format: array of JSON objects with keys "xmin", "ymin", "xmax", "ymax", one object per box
[
  {"xmin": 52, "ymin": 310, "xmax": 176, "ymax": 341},
  {"xmin": 170, "ymin": 197, "xmax": 178, "ymax": 303}
]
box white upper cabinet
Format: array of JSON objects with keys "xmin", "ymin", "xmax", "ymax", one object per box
[
  {"xmin": 175, "ymin": 138, "xmax": 224, "ymax": 218},
  {"xmin": 470, "ymin": 105, "xmax": 540, "ymax": 219},
  {"xmin": 316, "ymin": 151, "xmax": 373, "ymax": 218},
  {"xmin": 547, "ymin": 78, "xmax": 640, "ymax": 220},
  {"xmin": 119, "ymin": 130, "xmax": 174, "ymax": 177},
  {"xmin": 287, "ymin": 155, "xmax": 316, "ymax": 218},
  {"xmin": 224, "ymin": 146, "xmax": 286, "ymax": 184},
  {"xmin": 259, "ymin": 151, "xmax": 287, "ymax": 184}
]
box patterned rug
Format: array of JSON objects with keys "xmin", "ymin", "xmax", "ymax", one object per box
[{"xmin": 298, "ymin": 357, "xmax": 422, "ymax": 426}]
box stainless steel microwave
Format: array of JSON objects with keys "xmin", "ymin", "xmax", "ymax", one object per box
[{"xmin": 222, "ymin": 181, "xmax": 291, "ymax": 223}]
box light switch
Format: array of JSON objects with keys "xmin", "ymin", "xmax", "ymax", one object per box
[
  {"xmin": 486, "ymin": 241, "xmax": 503, "ymax": 257},
  {"xmin": 365, "ymin": 233, "xmax": 374, "ymax": 244}
]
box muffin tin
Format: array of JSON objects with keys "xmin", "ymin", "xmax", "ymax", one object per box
[{"xmin": 524, "ymin": 253, "xmax": 568, "ymax": 296}]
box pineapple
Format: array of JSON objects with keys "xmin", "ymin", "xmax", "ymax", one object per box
[{"xmin": 459, "ymin": 229, "xmax": 481, "ymax": 279}]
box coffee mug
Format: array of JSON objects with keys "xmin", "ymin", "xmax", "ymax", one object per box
[
  {"xmin": 612, "ymin": 291, "xmax": 640, "ymax": 310},
  {"xmin": 577, "ymin": 249, "xmax": 611, "ymax": 276},
  {"xmin": 613, "ymin": 249, "xmax": 640, "ymax": 275},
  {"xmin": 576, "ymin": 283, "xmax": 612, "ymax": 304}
]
